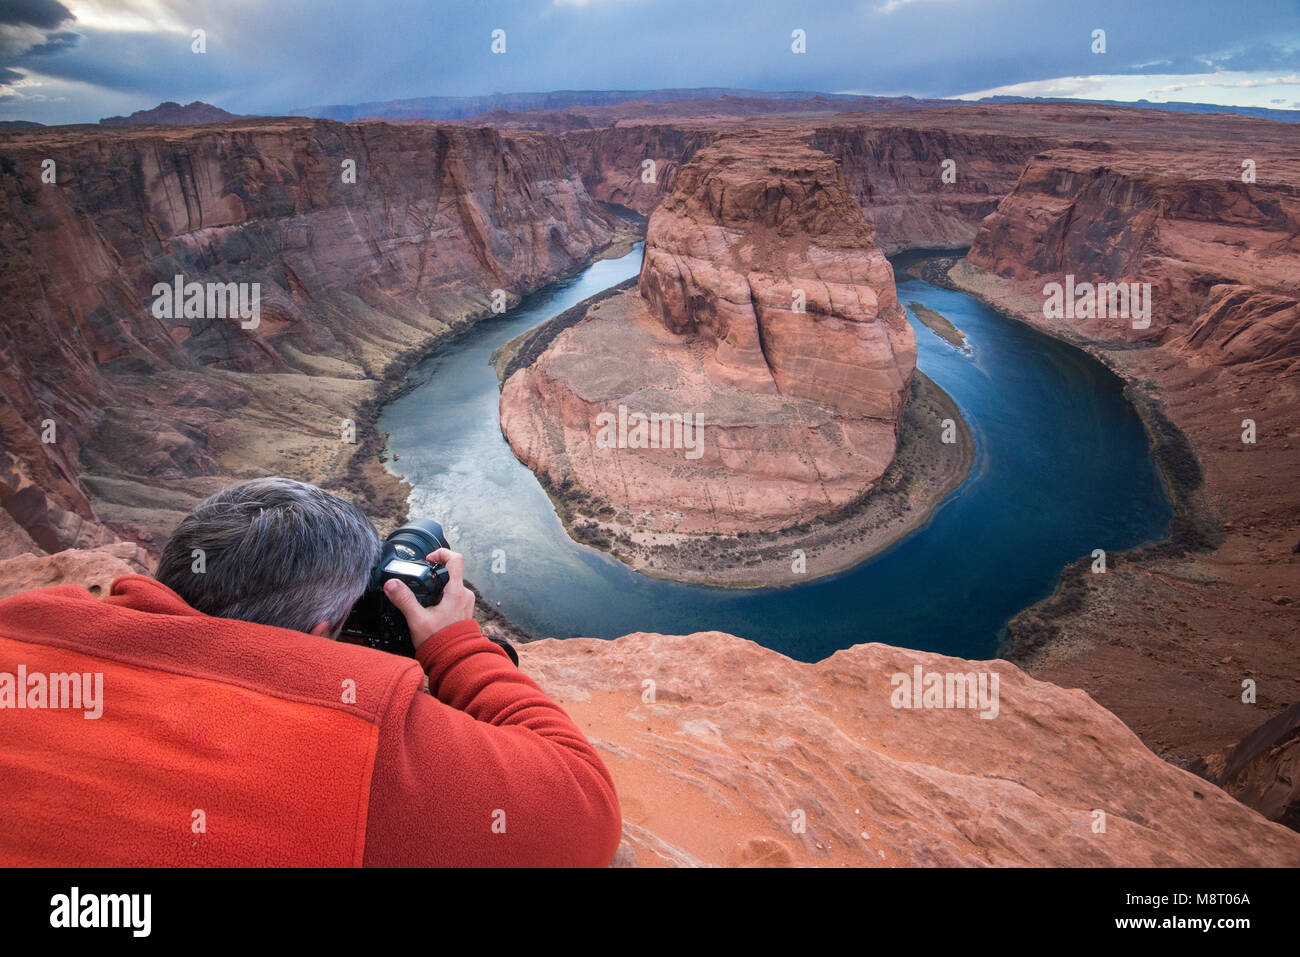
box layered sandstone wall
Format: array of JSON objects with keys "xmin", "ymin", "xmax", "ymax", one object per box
[
  {"xmin": 561, "ymin": 124, "xmax": 716, "ymax": 214},
  {"xmin": 558, "ymin": 116, "xmax": 1056, "ymax": 251},
  {"xmin": 966, "ymin": 148, "xmax": 1300, "ymax": 361},
  {"xmin": 809, "ymin": 124, "xmax": 1051, "ymax": 253},
  {"xmin": 559, "ymin": 120, "xmax": 1044, "ymax": 249},
  {"xmin": 638, "ymin": 132, "xmax": 915, "ymax": 418},
  {"xmin": 0, "ymin": 119, "xmax": 618, "ymax": 553}
]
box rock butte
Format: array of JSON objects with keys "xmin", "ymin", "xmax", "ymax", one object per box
[
  {"xmin": 500, "ymin": 131, "xmax": 916, "ymax": 533},
  {"xmin": 5, "ymin": 546, "xmax": 1298, "ymax": 867}
]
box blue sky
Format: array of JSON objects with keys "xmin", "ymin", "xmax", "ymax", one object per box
[{"xmin": 2, "ymin": 0, "xmax": 1298, "ymax": 123}]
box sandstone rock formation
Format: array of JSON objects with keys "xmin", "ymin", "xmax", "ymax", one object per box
[
  {"xmin": 0, "ymin": 542, "xmax": 151, "ymax": 602},
  {"xmin": 938, "ymin": 117, "xmax": 1300, "ymax": 765},
  {"xmin": 562, "ymin": 124, "xmax": 717, "ymax": 214},
  {"xmin": 0, "ymin": 119, "xmax": 618, "ymax": 553},
  {"xmin": 810, "ymin": 121, "xmax": 1052, "ymax": 252},
  {"xmin": 638, "ymin": 133, "xmax": 915, "ymax": 414},
  {"xmin": 1192, "ymin": 702, "xmax": 1300, "ymax": 832},
  {"xmin": 526, "ymin": 631, "xmax": 1300, "ymax": 865},
  {"xmin": 500, "ymin": 131, "xmax": 916, "ymax": 536},
  {"xmin": 967, "ymin": 147, "xmax": 1300, "ymax": 357},
  {"xmin": 556, "ymin": 104, "xmax": 1300, "ymax": 257},
  {"xmin": 100, "ymin": 101, "xmax": 243, "ymax": 126}
]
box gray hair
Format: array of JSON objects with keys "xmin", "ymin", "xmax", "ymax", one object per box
[{"xmin": 156, "ymin": 477, "xmax": 381, "ymax": 634}]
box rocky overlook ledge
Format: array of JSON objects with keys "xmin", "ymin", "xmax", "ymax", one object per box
[{"xmin": 5, "ymin": 545, "xmax": 1297, "ymax": 867}]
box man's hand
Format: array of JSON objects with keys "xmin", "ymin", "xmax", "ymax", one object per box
[{"xmin": 383, "ymin": 548, "xmax": 477, "ymax": 651}]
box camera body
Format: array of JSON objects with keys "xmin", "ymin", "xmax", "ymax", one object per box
[
  {"xmin": 342, "ymin": 518, "xmax": 450, "ymax": 657},
  {"xmin": 341, "ymin": 517, "xmax": 517, "ymax": 665}
]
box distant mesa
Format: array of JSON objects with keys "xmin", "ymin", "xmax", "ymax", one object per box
[
  {"xmin": 294, "ymin": 87, "xmax": 1300, "ymax": 125},
  {"xmin": 100, "ymin": 101, "xmax": 242, "ymax": 127}
]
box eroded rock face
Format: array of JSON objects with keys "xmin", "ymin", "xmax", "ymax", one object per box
[
  {"xmin": 966, "ymin": 148, "xmax": 1300, "ymax": 364},
  {"xmin": 638, "ymin": 133, "xmax": 915, "ymax": 417},
  {"xmin": 0, "ymin": 542, "xmax": 152, "ymax": 601},
  {"xmin": 1192, "ymin": 702, "xmax": 1300, "ymax": 832},
  {"xmin": 944, "ymin": 118, "xmax": 1300, "ymax": 765},
  {"xmin": 562, "ymin": 125, "xmax": 716, "ymax": 214},
  {"xmin": 811, "ymin": 123, "xmax": 1052, "ymax": 253},
  {"xmin": 0, "ymin": 119, "xmax": 617, "ymax": 551},
  {"xmin": 500, "ymin": 132, "xmax": 916, "ymax": 533},
  {"xmin": 521, "ymin": 631, "xmax": 1300, "ymax": 867}
]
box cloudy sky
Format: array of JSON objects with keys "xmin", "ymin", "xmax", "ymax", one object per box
[{"xmin": 2, "ymin": 0, "xmax": 1298, "ymax": 124}]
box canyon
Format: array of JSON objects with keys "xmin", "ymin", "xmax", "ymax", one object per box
[
  {"xmin": 946, "ymin": 132, "xmax": 1300, "ymax": 768},
  {"xmin": 0, "ymin": 118, "xmax": 626, "ymax": 555},
  {"xmin": 499, "ymin": 102, "xmax": 1300, "ymax": 775},
  {"xmin": 2, "ymin": 99, "xmax": 1298, "ymax": 847}
]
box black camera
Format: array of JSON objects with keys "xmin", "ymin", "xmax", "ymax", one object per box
[{"xmin": 341, "ymin": 518, "xmax": 517, "ymax": 665}]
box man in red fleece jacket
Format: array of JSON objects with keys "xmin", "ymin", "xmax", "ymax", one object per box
[{"xmin": 0, "ymin": 478, "xmax": 622, "ymax": 867}]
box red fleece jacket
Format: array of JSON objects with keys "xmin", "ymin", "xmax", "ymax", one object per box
[{"xmin": 0, "ymin": 575, "xmax": 621, "ymax": 866}]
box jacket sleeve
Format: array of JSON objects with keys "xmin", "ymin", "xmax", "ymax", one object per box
[{"xmin": 361, "ymin": 619, "xmax": 622, "ymax": 866}]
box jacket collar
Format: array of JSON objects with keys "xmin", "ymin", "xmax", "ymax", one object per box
[{"xmin": 104, "ymin": 574, "xmax": 209, "ymax": 618}]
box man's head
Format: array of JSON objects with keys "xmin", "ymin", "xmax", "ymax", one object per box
[{"xmin": 156, "ymin": 477, "xmax": 381, "ymax": 638}]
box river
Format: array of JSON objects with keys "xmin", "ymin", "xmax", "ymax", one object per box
[{"xmin": 380, "ymin": 244, "xmax": 1171, "ymax": 661}]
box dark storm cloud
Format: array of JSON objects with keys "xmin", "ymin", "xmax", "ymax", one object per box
[
  {"xmin": 2, "ymin": 0, "xmax": 1299, "ymax": 123},
  {"xmin": 0, "ymin": 0, "xmax": 72, "ymax": 61},
  {"xmin": 0, "ymin": 0, "xmax": 73, "ymax": 29},
  {"xmin": 10, "ymin": 24, "xmax": 235, "ymax": 94},
  {"xmin": 21, "ymin": 28, "xmax": 78, "ymax": 55}
]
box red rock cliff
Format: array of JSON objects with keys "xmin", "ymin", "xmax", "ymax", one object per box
[
  {"xmin": 967, "ymin": 147, "xmax": 1300, "ymax": 363},
  {"xmin": 811, "ymin": 122, "xmax": 1053, "ymax": 253},
  {"xmin": 0, "ymin": 118, "xmax": 618, "ymax": 553},
  {"xmin": 944, "ymin": 119, "xmax": 1300, "ymax": 767},
  {"xmin": 561, "ymin": 124, "xmax": 716, "ymax": 214},
  {"xmin": 638, "ymin": 131, "xmax": 915, "ymax": 419}
]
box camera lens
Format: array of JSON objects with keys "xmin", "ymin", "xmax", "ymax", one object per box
[{"xmin": 385, "ymin": 518, "xmax": 449, "ymax": 563}]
